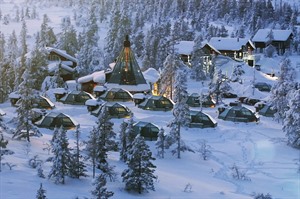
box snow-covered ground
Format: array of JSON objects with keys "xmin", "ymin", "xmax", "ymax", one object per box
[
  {"xmin": 1, "ymin": 80, "xmax": 300, "ymax": 199},
  {"xmin": 0, "ymin": 1, "xmax": 300, "ymax": 199}
]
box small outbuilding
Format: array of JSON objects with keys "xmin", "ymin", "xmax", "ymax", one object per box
[
  {"xmin": 99, "ymin": 88, "xmax": 133, "ymax": 102},
  {"xmin": 186, "ymin": 93, "xmax": 216, "ymax": 108},
  {"xmin": 93, "ymin": 86, "xmax": 107, "ymax": 97},
  {"xmin": 138, "ymin": 95, "xmax": 174, "ymax": 111},
  {"xmin": 85, "ymin": 98, "xmax": 104, "ymax": 112},
  {"xmin": 218, "ymin": 105, "xmax": 259, "ymax": 122},
  {"xmin": 133, "ymin": 121, "xmax": 159, "ymax": 141},
  {"xmin": 91, "ymin": 102, "xmax": 131, "ymax": 118},
  {"xmin": 258, "ymin": 105, "xmax": 276, "ymax": 117},
  {"xmin": 34, "ymin": 112, "xmax": 78, "ymax": 129},
  {"xmin": 36, "ymin": 96, "xmax": 55, "ymax": 110},
  {"xmin": 58, "ymin": 90, "xmax": 95, "ymax": 105},
  {"xmin": 189, "ymin": 110, "xmax": 217, "ymax": 128},
  {"xmin": 8, "ymin": 92, "xmax": 55, "ymax": 109}
]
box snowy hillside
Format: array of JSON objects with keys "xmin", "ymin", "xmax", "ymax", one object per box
[{"xmin": 0, "ymin": 0, "xmax": 299, "ymax": 199}]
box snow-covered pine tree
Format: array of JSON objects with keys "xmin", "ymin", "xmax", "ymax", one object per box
[
  {"xmin": 48, "ymin": 126, "xmax": 71, "ymax": 184},
  {"xmin": 29, "ymin": 33, "xmax": 48, "ymax": 90},
  {"xmin": 209, "ymin": 69, "xmax": 231, "ymax": 104},
  {"xmin": 86, "ymin": 126, "xmax": 98, "ymax": 178},
  {"xmin": 191, "ymin": 35, "xmax": 206, "ymax": 81},
  {"xmin": 76, "ymin": 2, "xmax": 103, "ymax": 76},
  {"xmin": 36, "ymin": 183, "xmax": 47, "ymax": 199},
  {"xmin": 283, "ymin": 85, "xmax": 300, "ymax": 148},
  {"xmin": 95, "ymin": 107, "xmax": 116, "ymax": 166},
  {"xmin": 122, "ymin": 135, "xmax": 156, "ymax": 194},
  {"xmin": 69, "ymin": 126, "xmax": 87, "ymax": 179},
  {"xmin": 155, "ymin": 127, "xmax": 165, "ymax": 159},
  {"xmin": 13, "ymin": 65, "xmax": 41, "ymax": 142},
  {"xmin": 124, "ymin": 115, "xmax": 137, "ymax": 158},
  {"xmin": 0, "ymin": 132, "xmax": 8, "ymax": 172},
  {"xmin": 0, "ymin": 32, "xmax": 6, "ymax": 103},
  {"xmin": 57, "ymin": 16, "xmax": 78, "ymax": 57},
  {"xmin": 14, "ymin": 19, "xmax": 28, "ymax": 90},
  {"xmin": 91, "ymin": 174, "xmax": 114, "ymax": 199},
  {"xmin": 119, "ymin": 120, "xmax": 128, "ymax": 162},
  {"xmin": 167, "ymin": 69, "xmax": 191, "ymax": 159},
  {"xmin": 39, "ymin": 14, "xmax": 57, "ymax": 47},
  {"xmin": 231, "ymin": 64, "xmax": 245, "ymax": 83},
  {"xmin": 159, "ymin": 52, "xmax": 184, "ymax": 99},
  {"xmin": 6, "ymin": 30, "xmax": 18, "ymax": 93},
  {"xmin": 270, "ymin": 57, "xmax": 296, "ymax": 121}
]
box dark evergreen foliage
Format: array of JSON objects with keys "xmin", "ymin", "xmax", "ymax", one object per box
[
  {"xmin": 69, "ymin": 126, "xmax": 87, "ymax": 179},
  {"xmin": 36, "ymin": 183, "xmax": 47, "ymax": 199},
  {"xmin": 91, "ymin": 174, "xmax": 114, "ymax": 199},
  {"xmin": 48, "ymin": 126, "xmax": 71, "ymax": 184},
  {"xmin": 122, "ymin": 135, "xmax": 156, "ymax": 194}
]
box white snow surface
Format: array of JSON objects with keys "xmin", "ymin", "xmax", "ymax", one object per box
[
  {"xmin": 0, "ymin": 1, "xmax": 299, "ymax": 199},
  {"xmin": 142, "ymin": 67, "xmax": 160, "ymax": 84},
  {"xmin": 208, "ymin": 37, "xmax": 254, "ymax": 51},
  {"xmin": 78, "ymin": 70, "xmax": 106, "ymax": 84}
]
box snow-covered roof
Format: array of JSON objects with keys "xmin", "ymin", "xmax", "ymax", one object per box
[
  {"xmin": 45, "ymin": 47, "xmax": 77, "ymax": 63},
  {"xmin": 252, "ymin": 29, "xmax": 293, "ymax": 42},
  {"xmin": 142, "ymin": 68, "xmax": 160, "ymax": 83},
  {"xmin": 175, "ymin": 41, "xmax": 194, "ymax": 55},
  {"xmin": 132, "ymin": 93, "xmax": 145, "ymax": 99},
  {"xmin": 48, "ymin": 62, "xmax": 76, "ymax": 73},
  {"xmin": 104, "ymin": 83, "xmax": 150, "ymax": 92},
  {"xmin": 85, "ymin": 99, "xmax": 103, "ymax": 106},
  {"xmin": 40, "ymin": 96, "xmax": 55, "ymax": 107},
  {"xmin": 93, "ymin": 85, "xmax": 106, "ymax": 92},
  {"xmin": 53, "ymin": 88, "xmax": 68, "ymax": 94},
  {"xmin": 202, "ymin": 43, "xmax": 222, "ymax": 54},
  {"xmin": 109, "ymin": 62, "xmax": 116, "ymax": 70},
  {"xmin": 208, "ymin": 37, "xmax": 254, "ymax": 51},
  {"xmin": 78, "ymin": 70, "xmax": 106, "ymax": 84}
]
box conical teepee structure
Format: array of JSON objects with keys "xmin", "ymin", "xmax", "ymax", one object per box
[{"xmin": 105, "ymin": 35, "xmax": 150, "ymax": 93}]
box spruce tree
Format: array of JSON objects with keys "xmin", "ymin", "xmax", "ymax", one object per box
[
  {"xmin": 36, "ymin": 183, "xmax": 47, "ymax": 199},
  {"xmin": 69, "ymin": 126, "xmax": 87, "ymax": 179},
  {"xmin": 86, "ymin": 126, "xmax": 98, "ymax": 178},
  {"xmin": 155, "ymin": 127, "xmax": 165, "ymax": 159},
  {"xmin": 209, "ymin": 69, "xmax": 231, "ymax": 104},
  {"xmin": 191, "ymin": 35, "xmax": 206, "ymax": 81},
  {"xmin": 0, "ymin": 132, "xmax": 8, "ymax": 172},
  {"xmin": 13, "ymin": 66, "xmax": 41, "ymax": 142},
  {"xmin": 122, "ymin": 135, "xmax": 156, "ymax": 194},
  {"xmin": 166, "ymin": 69, "xmax": 190, "ymax": 159},
  {"xmin": 159, "ymin": 52, "xmax": 184, "ymax": 99},
  {"xmin": 283, "ymin": 85, "xmax": 300, "ymax": 148},
  {"xmin": 29, "ymin": 33, "xmax": 48, "ymax": 90},
  {"xmin": 95, "ymin": 107, "xmax": 117, "ymax": 167},
  {"xmin": 119, "ymin": 120, "xmax": 128, "ymax": 162},
  {"xmin": 6, "ymin": 30, "xmax": 18, "ymax": 93},
  {"xmin": 48, "ymin": 126, "xmax": 71, "ymax": 184},
  {"xmin": 39, "ymin": 14, "xmax": 57, "ymax": 46},
  {"xmin": 271, "ymin": 57, "xmax": 296, "ymax": 121},
  {"xmin": 91, "ymin": 174, "xmax": 114, "ymax": 199}
]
